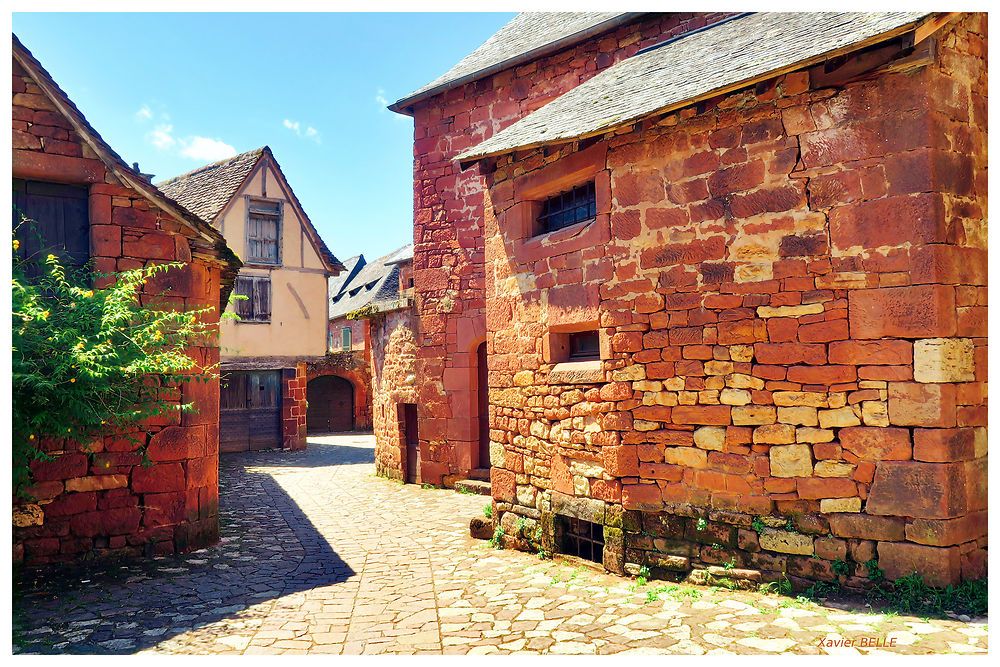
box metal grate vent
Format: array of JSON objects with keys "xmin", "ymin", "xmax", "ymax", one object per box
[{"xmin": 560, "ymin": 517, "xmax": 604, "ymax": 563}]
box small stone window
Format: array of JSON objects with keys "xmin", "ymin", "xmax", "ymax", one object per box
[
  {"xmin": 560, "ymin": 516, "xmax": 604, "ymax": 564},
  {"xmin": 537, "ymin": 181, "xmax": 596, "ymax": 233},
  {"xmin": 568, "ymin": 330, "xmax": 600, "ymax": 361}
]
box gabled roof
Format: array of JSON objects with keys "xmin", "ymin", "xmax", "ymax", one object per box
[
  {"xmin": 458, "ymin": 12, "xmax": 935, "ymax": 162},
  {"xmin": 328, "ymin": 254, "xmax": 365, "ymax": 297},
  {"xmin": 390, "ymin": 12, "xmax": 639, "ymax": 114},
  {"xmin": 329, "ymin": 244, "xmax": 413, "ymax": 320},
  {"xmin": 158, "ymin": 147, "xmax": 345, "ymax": 274},
  {"xmin": 11, "ymin": 34, "xmax": 242, "ymax": 307},
  {"xmin": 157, "ymin": 148, "xmax": 264, "ymax": 223}
]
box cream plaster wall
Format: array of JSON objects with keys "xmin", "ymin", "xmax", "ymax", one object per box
[{"xmin": 217, "ymin": 160, "xmax": 330, "ymax": 359}]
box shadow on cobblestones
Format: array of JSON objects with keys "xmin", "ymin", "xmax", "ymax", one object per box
[{"xmin": 14, "ymin": 443, "xmax": 363, "ymax": 654}]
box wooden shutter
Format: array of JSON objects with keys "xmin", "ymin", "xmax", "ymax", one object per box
[
  {"xmin": 13, "ymin": 179, "xmax": 90, "ymax": 281},
  {"xmin": 234, "ymin": 276, "xmax": 254, "ymax": 319},
  {"xmin": 254, "ymin": 277, "xmax": 271, "ymax": 321}
]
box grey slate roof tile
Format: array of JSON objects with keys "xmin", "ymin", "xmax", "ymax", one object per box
[
  {"xmin": 329, "ymin": 244, "xmax": 413, "ymax": 319},
  {"xmin": 458, "ymin": 12, "xmax": 932, "ymax": 161},
  {"xmin": 156, "ymin": 148, "xmax": 264, "ymax": 223},
  {"xmin": 392, "ymin": 12, "xmax": 631, "ymax": 111}
]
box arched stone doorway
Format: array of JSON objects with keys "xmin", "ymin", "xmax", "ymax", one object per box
[{"xmin": 307, "ymin": 375, "xmax": 355, "ymax": 433}]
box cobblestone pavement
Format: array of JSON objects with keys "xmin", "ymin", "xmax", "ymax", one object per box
[{"xmin": 14, "ymin": 434, "xmax": 989, "ymax": 655}]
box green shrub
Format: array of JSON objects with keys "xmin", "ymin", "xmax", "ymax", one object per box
[{"xmin": 12, "ymin": 220, "xmax": 221, "ymax": 496}]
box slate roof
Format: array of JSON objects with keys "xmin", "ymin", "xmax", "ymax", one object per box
[
  {"xmin": 158, "ymin": 147, "xmax": 345, "ymax": 274},
  {"xmin": 11, "ymin": 34, "xmax": 242, "ymax": 306},
  {"xmin": 390, "ymin": 12, "xmax": 636, "ymax": 113},
  {"xmin": 458, "ymin": 12, "xmax": 932, "ymax": 161},
  {"xmin": 157, "ymin": 148, "xmax": 264, "ymax": 223},
  {"xmin": 329, "ymin": 244, "xmax": 413, "ymax": 320}
]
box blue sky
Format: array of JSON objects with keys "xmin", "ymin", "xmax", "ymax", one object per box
[{"xmin": 12, "ymin": 12, "xmax": 516, "ymax": 262}]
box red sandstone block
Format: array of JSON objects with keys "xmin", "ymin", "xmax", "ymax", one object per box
[
  {"xmin": 853, "ymin": 461, "xmax": 876, "ymax": 484},
  {"xmin": 638, "ymin": 462, "xmax": 683, "ymax": 482},
  {"xmin": 612, "ymin": 331, "xmax": 643, "ymax": 353},
  {"xmin": 786, "ymin": 365, "xmax": 856, "ymax": 385},
  {"xmin": 142, "ymin": 491, "xmax": 187, "ymax": 528},
  {"xmin": 132, "ymin": 462, "xmax": 186, "ymax": 494},
  {"xmin": 905, "ymin": 511, "xmax": 988, "ymax": 547},
  {"xmin": 828, "ymin": 340, "xmax": 912, "ymax": 365},
  {"xmin": 753, "ymin": 343, "xmax": 826, "ymax": 365},
  {"xmin": 31, "ymin": 453, "xmax": 88, "ymax": 482},
  {"xmin": 765, "ymin": 317, "xmax": 798, "ymax": 343},
  {"xmin": 490, "ymin": 467, "xmax": 516, "ymax": 502},
  {"xmin": 830, "ymin": 194, "xmax": 947, "ymax": 252},
  {"xmin": 849, "ymin": 285, "xmax": 956, "ymax": 339},
  {"xmin": 867, "ymin": 460, "xmax": 971, "ymax": 519},
  {"xmin": 839, "ymin": 427, "xmax": 911, "ymax": 460},
  {"xmin": 692, "ymin": 469, "xmax": 727, "ymax": 492},
  {"xmin": 43, "ymin": 491, "xmax": 98, "ymax": 518},
  {"xmin": 603, "ymin": 411, "xmax": 633, "ymax": 431},
  {"xmin": 828, "ymin": 513, "xmax": 905, "ymax": 541},
  {"xmin": 796, "ymin": 477, "xmax": 857, "ymax": 499},
  {"xmin": 634, "ymin": 406, "xmax": 672, "ymax": 422},
  {"xmin": 888, "ymin": 382, "xmax": 957, "ymax": 427},
  {"xmin": 708, "ymin": 451, "xmax": 750, "ymax": 474},
  {"xmin": 591, "ymin": 479, "xmax": 621, "ymax": 503},
  {"xmin": 186, "ymin": 455, "xmax": 219, "ymax": 488},
  {"xmin": 622, "ymin": 483, "xmax": 664, "ymax": 510},
  {"xmin": 912, "ymin": 428, "xmax": 976, "ymax": 462},
  {"xmin": 707, "ymin": 160, "xmax": 765, "ymax": 197},
  {"xmin": 764, "ymin": 477, "xmax": 796, "ymax": 494},
  {"xmin": 797, "ymin": 319, "xmax": 848, "ymax": 343},
  {"xmin": 877, "ymin": 542, "xmax": 961, "ymax": 586},
  {"xmin": 671, "ymin": 405, "xmax": 731, "ymax": 426},
  {"xmin": 69, "ymin": 507, "xmax": 141, "ymax": 537}
]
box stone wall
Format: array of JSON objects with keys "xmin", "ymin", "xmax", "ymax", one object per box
[
  {"xmin": 408, "ymin": 13, "xmax": 734, "ymax": 485},
  {"xmin": 370, "ymin": 309, "xmax": 419, "ymax": 480},
  {"xmin": 13, "ymin": 56, "xmax": 226, "ymax": 563},
  {"xmin": 482, "ymin": 14, "xmax": 986, "ymax": 587}
]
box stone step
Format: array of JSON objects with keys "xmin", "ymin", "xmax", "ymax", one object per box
[
  {"xmin": 455, "ymin": 478, "xmax": 492, "ymax": 496},
  {"xmin": 467, "ymin": 467, "xmax": 491, "ymax": 482}
]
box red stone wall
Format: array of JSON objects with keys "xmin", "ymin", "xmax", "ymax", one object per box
[
  {"xmin": 409, "ymin": 13, "xmax": 734, "ymax": 486},
  {"xmin": 282, "ymin": 363, "xmax": 308, "ymax": 450},
  {"xmin": 13, "ymin": 58, "xmax": 225, "ymax": 563},
  {"xmin": 370, "ymin": 309, "xmax": 419, "ymax": 479},
  {"xmin": 481, "ymin": 14, "xmax": 986, "ymax": 587}
]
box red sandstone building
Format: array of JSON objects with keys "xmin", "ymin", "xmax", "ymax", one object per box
[
  {"xmin": 392, "ymin": 12, "xmax": 986, "ymax": 588},
  {"xmin": 12, "ymin": 35, "xmax": 242, "ymax": 563}
]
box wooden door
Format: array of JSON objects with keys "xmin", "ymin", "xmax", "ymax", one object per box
[
  {"xmin": 306, "ymin": 375, "xmax": 354, "ymax": 433},
  {"xmin": 477, "ymin": 342, "xmax": 490, "ymax": 470},
  {"xmin": 220, "ymin": 370, "xmax": 282, "ymax": 452},
  {"xmin": 403, "ymin": 403, "xmax": 419, "ymax": 484}
]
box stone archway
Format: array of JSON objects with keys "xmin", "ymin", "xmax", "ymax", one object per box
[{"xmin": 307, "ymin": 375, "xmax": 355, "ymax": 433}]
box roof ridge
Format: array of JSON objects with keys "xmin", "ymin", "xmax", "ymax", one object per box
[{"xmin": 155, "ymin": 146, "xmax": 266, "ymax": 187}]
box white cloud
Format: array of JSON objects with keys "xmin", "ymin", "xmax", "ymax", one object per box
[
  {"xmin": 375, "ymin": 88, "xmax": 390, "ymax": 109},
  {"xmin": 148, "ymin": 123, "xmax": 176, "ymax": 149},
  {"xmin": 135, "ymin": 105, "xmax": 153, "ymax": 121},
  {"xmin": 179, "ymin": 137, "xmax": 237, "ymax": 162},
  {"xmin": 283, "ymin": 118, "xmax": 321, "ymax": 144}
]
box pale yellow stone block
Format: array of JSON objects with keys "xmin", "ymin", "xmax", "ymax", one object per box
[
  {"xmin": 769, "ymin": 444, "xmax": 813, "ymax": 477},
  {"xmin": 914, "ymin": 338, "xmax": 975, "ymax": 383}
]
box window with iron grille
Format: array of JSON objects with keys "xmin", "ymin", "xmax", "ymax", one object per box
[
  {"xmin": 537, "ymin": 181, "xmax": 596, "ymax": 233},
  {"xmin": 568, "ymin": 331, "xmax": 600, "ymax": 361},
  {"xmin": 233, "ymin": 274, "xmax": 271, "ymax": 323},
  {"xmin": 560, "ymin": 516, "xmax": 605, "ymax": 564},
  {"xmin": 246, "ymin": 198, "xmax": 281, "ymax": 265}
]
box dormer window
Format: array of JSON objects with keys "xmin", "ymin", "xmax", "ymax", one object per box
[
  {"xmin": 246, "ymin": 197, "xmax": 281, "ymax": 265},
  {"xmin": 537, "ymin": 181, "xmax": 596, "ymax": 233}
]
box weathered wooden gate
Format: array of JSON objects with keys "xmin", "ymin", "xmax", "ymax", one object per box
[
  {"xmin": 306, "ymin": 375, "xmax": 354, "ymax": 433},
  {"xmin": 220, "ymin": 370, "xmax": 282, "ymax": 452}
]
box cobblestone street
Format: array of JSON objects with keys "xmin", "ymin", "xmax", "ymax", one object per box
[{"xmin": 14, "ymin": 434, "xmax": 989, "ymax": 655}]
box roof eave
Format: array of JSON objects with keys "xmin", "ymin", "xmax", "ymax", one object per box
[
  {"xmin": 388, "ymin": 12, "xmax": 645, "ymax": 115},
  {"xmin": 456, "ymin": 13, "xmax": 943, "ymax": 164}
]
